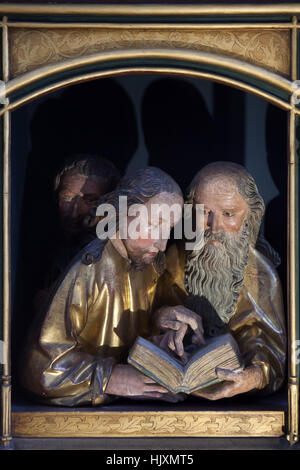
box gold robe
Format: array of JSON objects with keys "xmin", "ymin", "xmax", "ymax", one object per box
[
  {"xmin": 21, "ymin": 240, "xmax": 160, "ymax": 406},
  {"xmin": 154, "ymin": 243, "xmax": 286, "ymax": 395}
]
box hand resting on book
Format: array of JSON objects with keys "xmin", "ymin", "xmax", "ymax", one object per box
[
  {"xmin": 191, "ymin": 364, "xmax": 265, "ymax": 400},
  {"xmin": 105, "ymin": 364, "xmax": 170, "ymax": 399},
  {"xmin": 106, "ymin": 364, "xmax": 185, "ymax": 402}
]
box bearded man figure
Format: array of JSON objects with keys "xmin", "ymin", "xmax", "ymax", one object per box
[{"xmin": 153, "ymin": 162, "xmax": 286, "ymax": 399}]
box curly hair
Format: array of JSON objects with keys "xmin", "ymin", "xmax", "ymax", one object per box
[{"xmin": 54, "ymin": 154, "xmax": 121, "ymax": 194}]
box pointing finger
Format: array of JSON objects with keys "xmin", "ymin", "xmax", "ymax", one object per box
[
  {"xmin": 167, "ymin": 332, "xmax": 176, "ymax": 351},
  {"xmin": 174, "ymin": 324, "xmax": 188, "ymax": 357},
  {"xmin": 157, "ymin": 330, "xmax": 176, "ymax": 353},
  {"xmin": 161, "ymin": 320, "xmax": 182, "ymax": 331}
]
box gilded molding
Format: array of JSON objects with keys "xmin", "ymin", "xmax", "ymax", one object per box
[
  {"xmin": 9, "ymin": 27, "xmax": 290, "ymax": 78},
  {"xmin": 0, "ymin": 4, "xmax": 300, "ymax": 15},
  {"xmin": 0, "ymin": 67, "xmax": 291, "ymax": 118},
  {"xmin": 4, "ymin": 49, "xmax": 292, "ymax": 100},
  {"xmin": 12, "ymin": 411, "xmax": 285, "ymax": 438}
]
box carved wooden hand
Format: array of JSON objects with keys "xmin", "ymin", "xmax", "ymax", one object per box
[
  {"xmin": 191, "ymin": 365, "xmax": 264, "ymax": 400},
  {"xmin": 154, "ymin": 305, "xmax": 205, "ymax": 361}
]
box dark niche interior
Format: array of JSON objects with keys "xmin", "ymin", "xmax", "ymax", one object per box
[{"xmin": 10, "ymin": 74, "xmax": 288, "ymax": 412}]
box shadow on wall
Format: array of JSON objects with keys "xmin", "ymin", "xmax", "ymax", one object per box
[
  {"xmin": 142, "ymin": 77, "xmax": 215, "ymax": 190},
  {"xmin": 141, "ymin": 78, "xmax": 246, "ymax": 190}
]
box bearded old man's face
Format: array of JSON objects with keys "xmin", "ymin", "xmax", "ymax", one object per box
[{"xmin": 185, "ymin": 177, "xmax": 251, "ymax": 324}]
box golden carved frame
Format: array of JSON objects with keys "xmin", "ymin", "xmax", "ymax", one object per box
[{"xmin": 0, "ymin": 3, "xmax": 299, "ymax": 447}]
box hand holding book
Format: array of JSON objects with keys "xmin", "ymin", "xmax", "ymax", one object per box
[
  {"xmin": 106, "ymin": 364, "xmax": 170, "ymax": 398},
  {"xmin": 105, "ymin": 364, "xmax": 186, "ymax": 403},
  {"xmin": 191, "ymin": 364, "xmax": 265, "ymax": 400}
]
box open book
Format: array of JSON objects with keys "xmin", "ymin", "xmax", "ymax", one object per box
[{"xmin": 128, "ymin": 333, "xmax": 243, "ymax": 394}]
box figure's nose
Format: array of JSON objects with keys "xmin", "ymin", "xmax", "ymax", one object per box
[
  {"xmin": 70, "ymin": 197, "xmax": 80, "ymax": 218},
  {"xmin": 207, "ymin": 212, "xmax": 222, "ymax": 234}
]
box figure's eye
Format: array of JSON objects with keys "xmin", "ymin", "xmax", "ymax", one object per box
[
  {"xmin": 200, "ymin": 208, "xmax": 209, "ymax": 215},
  {"xmin": 224, "ymin": 211, "xmax": 234, "ymax": 217},
  {"xmin": 61, "ymin": 195, "xmax": 73, "ymax": 202}
]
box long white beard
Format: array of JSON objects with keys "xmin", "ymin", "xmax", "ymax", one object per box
[{"xmin": 184, "ymin": 222, "xmax": 250, "ymax": 323}]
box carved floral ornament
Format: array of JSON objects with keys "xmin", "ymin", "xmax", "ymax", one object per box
[
  {"xmin": 9, "ymin": 27, "xmax": 290, "ymax": 78},
  {"xmin": 12, "ymin": 411, "xmax": 285, "ymax": 438}
]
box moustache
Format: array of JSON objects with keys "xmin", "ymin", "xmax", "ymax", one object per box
[{"xmin": 203, "ymin": 230, "xmax": 227, "ymax": 244}]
